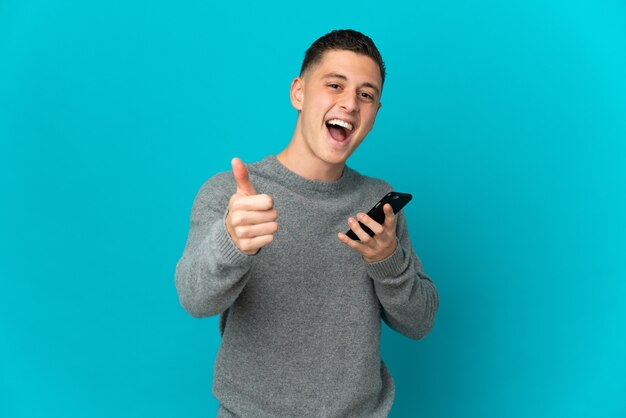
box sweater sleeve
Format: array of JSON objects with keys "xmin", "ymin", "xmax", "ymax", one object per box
[
  {"xmin": 175, "ymin": 175, "xmax": 253, "ymax": 318},
  {"xmin": 365, "ymin": 211, "xmax": 439, "ymax": 340}
]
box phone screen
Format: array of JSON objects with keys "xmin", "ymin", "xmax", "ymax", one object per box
[{"xmin": 346, "ymin": 192, "xmax": 412, "ymax": 240}]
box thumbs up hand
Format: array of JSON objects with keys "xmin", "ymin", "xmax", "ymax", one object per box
[
  {"xmin": 232, "ymin": 157, "xmax": 257, "ymax": 196},
  {"xmin": 225, "ymin": 158, "xmax": 278, "ymax": 255}
]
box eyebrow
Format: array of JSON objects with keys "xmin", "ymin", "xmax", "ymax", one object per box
[{"xmin": 322, "ymin": 72, "xmax": 381, "ymax": 96}]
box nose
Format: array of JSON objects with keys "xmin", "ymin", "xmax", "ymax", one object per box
[{"xmin": 338, "ymin": 92, "xmax": 359, "ymax": 113}]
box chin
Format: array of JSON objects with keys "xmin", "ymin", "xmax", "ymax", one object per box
[{"xmin": 320, "ymin": 149, "xmax": 353, "ymax": 166}]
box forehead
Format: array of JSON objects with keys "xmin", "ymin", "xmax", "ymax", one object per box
[{"xmin": 307, "ymin": 50, "xmax": 382, "ymax": 88}]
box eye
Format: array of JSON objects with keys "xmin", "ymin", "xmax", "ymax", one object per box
[
  {"xmin": 328, "ymin": 83, "xmax": 341, "ymax": 90},
  {"xmin": 359, "ymin": 92, "xmax": 375, "ymax": 101}
]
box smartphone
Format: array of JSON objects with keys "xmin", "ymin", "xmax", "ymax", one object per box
[{"xmin": 345, "ymin": 192, "xmax": 412, "ymax": 240}]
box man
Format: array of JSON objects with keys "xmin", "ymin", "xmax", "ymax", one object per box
[{"xmin": 175, "ymin": 29, "xmax": 439, "ymax": 418}]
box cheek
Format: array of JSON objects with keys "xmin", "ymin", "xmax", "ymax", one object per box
[
  {"xmin": 310, "ymin": 91, "xmax": 334, "ymax": 109},
  {"xmin": 304, "ymin": 99, "xmax": 333, "ymax": 128},
  {"xmin": 362, "ymin": 109, "xmax": 379, "ymax": 129}
]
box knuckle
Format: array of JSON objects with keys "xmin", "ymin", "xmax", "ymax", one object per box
[
  {"xmin": 240, "ymin": 240, "xmax": 253, "ymax": 253},
  {"xmin": 234, "ymin": 226, "xmax": 247, "ymax": 238},
  {"xmin": 231, "ymin": 212, "xmax": 243, "ymax": 226},
  {"xmin": 261, "ymin": 194, "xmax": 273, "ymax": 208},
  {"xmin": 230, "ymin": 199, "xmax": 243, "ymax": 211}
]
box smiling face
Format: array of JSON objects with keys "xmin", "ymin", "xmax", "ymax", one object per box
[{"xmin": 285, "ymin": 49, "xmax": 383, "ymax": 180}]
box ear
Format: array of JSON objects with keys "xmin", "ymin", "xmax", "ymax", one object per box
[{"xmin": 290, "ymin": 77, "xmax": 304, "ymax": 111}]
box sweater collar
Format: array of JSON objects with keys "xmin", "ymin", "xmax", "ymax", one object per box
[{"xmin": 258, "ymin": 155, "xmax": 354, "ymax": 195}]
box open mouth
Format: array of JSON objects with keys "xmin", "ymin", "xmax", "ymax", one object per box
[{"xmin": 326, "ymin": 118, "xmax": 354, "ymax": 143}]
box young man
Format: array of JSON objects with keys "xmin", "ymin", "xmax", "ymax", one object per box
[{"xmin": 175, "ymin": 29, "xmax": 439, "ymax": 418}]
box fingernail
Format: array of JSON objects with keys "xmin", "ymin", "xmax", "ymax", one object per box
[{"xmin": 357, "ymin": 213, "xmax": 364, "ymax": 220}]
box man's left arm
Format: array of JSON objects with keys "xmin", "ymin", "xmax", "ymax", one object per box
[{"xmin": 337, "ymin": 205, "xmax": 439, "ymax": 340}]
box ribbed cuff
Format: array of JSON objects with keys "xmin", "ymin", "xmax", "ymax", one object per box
[
  {"xmin": 365, "ymin": 241, "xmax": 408, "ymax": 280},
  {"xmin": 213, "ymin": 215, "xmax": 251, "ymax": 266}
]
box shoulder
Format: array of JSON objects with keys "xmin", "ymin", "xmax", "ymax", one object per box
[
  {"xmin": 189, "ymin": 170, "xmax": 237, "ymax": 217},
  {"xmin": 346, "ymin": 165, "xmax": 393, "ymax": 196},
  {"xmin": 195, "ymin": 156, "xmax": 269, "ymax": 199},
  {"xmin": 244, "ymin": 155, "xmax": 276, "ymax": 182},
  {"xmin": 197, "ymin": 170, "xmax": 235, "ymax": 198}
]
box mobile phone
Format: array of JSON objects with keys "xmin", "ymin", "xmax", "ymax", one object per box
[{"xmin": 345, "ymin": 192, "xmax": 412, "ymax": 240}]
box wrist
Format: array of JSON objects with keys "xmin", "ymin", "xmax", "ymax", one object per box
[
  {"xmin": 364, "ymin": 240, "xmax": 407, "ymax": 279},
  {"xmin": 363, "ymin": 240, "xmax": 397, "ymax": 263}
]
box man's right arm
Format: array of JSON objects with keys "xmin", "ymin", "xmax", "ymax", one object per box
[
  {"xmin": 174, "ymin": 174, "xmax": 252, "ymax": 318},
  {"xmin": 175, "ymin": 158, "xmax": 277, "ymax": 318}
]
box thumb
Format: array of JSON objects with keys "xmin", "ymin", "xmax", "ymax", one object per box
[{"xmin": 231, "ymin": 157, "xmax": 256, "ymax": 196}]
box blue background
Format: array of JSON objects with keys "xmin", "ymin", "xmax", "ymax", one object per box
[{"xmin": 2, "ymin": 1, "xmax": 625, "ymax": 417}]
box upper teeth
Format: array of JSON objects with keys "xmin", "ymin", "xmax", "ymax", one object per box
[{"xmin": 327, "ymin": 119, "xmax": 353, "ymax": 131}]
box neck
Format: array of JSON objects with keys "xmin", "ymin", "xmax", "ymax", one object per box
[
  {"xmin": 276, "ymin": 147, "xmax": 344, "ymax": 182},
  {"xmin": 276, "ymin": 130, "xmax": 345, "ymax": 182}
]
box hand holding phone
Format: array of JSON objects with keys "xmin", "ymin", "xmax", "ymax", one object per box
[{"xmin": 345, "ymin": 192, "xmax": 412, "ymax": 240}]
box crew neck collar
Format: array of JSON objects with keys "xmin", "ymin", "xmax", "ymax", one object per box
[{"xmin": 259, "ymin": 155, "xmax": 353, "ymax": 194}]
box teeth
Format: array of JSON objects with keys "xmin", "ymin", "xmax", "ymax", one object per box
[{"xmin": 327, "ymin": 119, "xmax": 353, "ymax": 131}]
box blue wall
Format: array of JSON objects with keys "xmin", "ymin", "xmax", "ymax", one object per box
[{"xmin": 2, "ymin": 1, "xmax": 625, "ymax": 417}]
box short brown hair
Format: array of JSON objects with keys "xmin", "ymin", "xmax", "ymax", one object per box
[{"xmin": 300, "ymin": 29, "xmax": 386, "ymax": 86}]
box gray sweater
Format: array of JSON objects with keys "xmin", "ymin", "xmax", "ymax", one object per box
[{"xmin": 175, "ymin": 155, "xmax": 439, "ymax": 418}]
